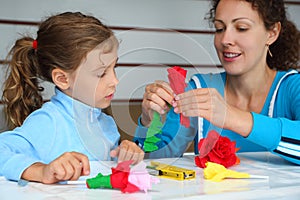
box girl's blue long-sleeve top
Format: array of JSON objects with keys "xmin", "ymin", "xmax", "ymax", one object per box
[
  {"xmin": 0, "ymin": 88, "xmax": 120, "ymax": 181},
  {"xmin": 134, "ymin": 70, "xmax": 300, "ymax": 165}
]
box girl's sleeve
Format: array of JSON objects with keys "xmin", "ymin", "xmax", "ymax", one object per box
[
  {"xmin": 0, "ymin": 111, "xmax": 56, "ymax": 181},
  {"xmin": 247, "ymin": 75, "xmax": 300, "ymax": 165}
]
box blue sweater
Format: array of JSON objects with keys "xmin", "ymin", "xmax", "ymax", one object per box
[
  {"xmin": 0, "ymin": 88, "xmax": 120, "ymax": 181},
  {"xmin": 135, "ymin": 70, "xmax": 300, "ymax": 165}
]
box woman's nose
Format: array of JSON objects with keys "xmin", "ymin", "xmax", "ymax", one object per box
[{"xmin": 221, "ymin": 29, "xmax": 234, "ymax": 47}]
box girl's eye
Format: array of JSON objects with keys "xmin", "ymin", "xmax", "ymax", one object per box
[{"xmin": 97, "ymin": 72, "xmax": 106, "ymax": 78}]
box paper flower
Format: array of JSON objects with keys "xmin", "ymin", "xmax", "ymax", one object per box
[
  {"xmin": 204, "ymin": 162, "xmax": 250, "ymax": 182},
  {"xmin": 195, "ymin": 130, "xmax": 240, "ymax": 168},
  {"xmin": 167, "ymin": 66, "xmax": 190, "ymax": 128},
  {"xmin": 86, "ymin": 160, "xmax": 159, "ymax": 193}
]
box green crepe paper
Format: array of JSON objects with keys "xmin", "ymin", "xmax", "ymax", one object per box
[
  {"xmin": 144, "ymin": 111, "xmax": 163, "ymax": 152},
  {"xmin": 86, "ymin": 173, "xmax": 112, "ymax": 189}
]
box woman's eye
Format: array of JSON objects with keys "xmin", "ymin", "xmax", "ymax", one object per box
[
  {"xmin": 214, "ymin": 27, "xmax": 224, "ymax": 33},
  {"xmin": 237, "ymin": 27, "xmax": 248, "ymax": 32}
]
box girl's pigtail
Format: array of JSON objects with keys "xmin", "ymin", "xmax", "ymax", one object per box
[{"xmin": 2, "ymin": 37, "xmax": 43, "ymax": 129}]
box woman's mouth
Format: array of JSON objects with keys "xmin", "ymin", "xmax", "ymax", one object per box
[{"xmin": 223, "ymin": 52, "xmax": 241, "ymax": 61}]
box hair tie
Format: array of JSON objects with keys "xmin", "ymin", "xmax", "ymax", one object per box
[{"xmin": 32, "ymin": 40, "xmax": 38, "ymax": 50}]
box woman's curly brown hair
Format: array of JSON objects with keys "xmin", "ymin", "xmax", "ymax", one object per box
[{"xmin": 206, "ymin": 0, "xmax": 300, "ymax": 70}]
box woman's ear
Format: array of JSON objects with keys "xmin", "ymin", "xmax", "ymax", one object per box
[
  {"xmin": 52, "ymin": 68, "xmax": 70, "ymax": 90},
  {"xmin": 267, "ymin": 22, "xmax": 281, "ymax": 45}
]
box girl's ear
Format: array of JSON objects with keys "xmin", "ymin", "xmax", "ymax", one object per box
[
  {"xmin": 52, "ymin": 68, "xmax": 71, "ymax": 90},
  {"xmin": 267, "ymin": 22, "xmax": 281, "ymax": 45}
]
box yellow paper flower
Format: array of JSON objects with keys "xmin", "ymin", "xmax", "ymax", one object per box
[{"xmin": 204, "ymin": 162, "xmax": 250, "ymax": 182}]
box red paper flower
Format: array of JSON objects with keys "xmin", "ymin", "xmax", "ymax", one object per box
[{"xmin": 195, "ymin": 130, "xmax": 240, "ymax": 168}]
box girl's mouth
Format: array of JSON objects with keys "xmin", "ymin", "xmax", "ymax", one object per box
[{"xmin": 105, "ymin": 93, "xmax": 114, "ymax": 100}]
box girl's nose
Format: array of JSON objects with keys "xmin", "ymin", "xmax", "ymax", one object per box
[{"xmin": 111, "ymin": 73, "xmax": 119, "ymax": 86}]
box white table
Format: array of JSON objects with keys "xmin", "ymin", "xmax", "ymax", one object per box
[{"xmin": 1, "ymin": 152, "xmax": 300, "ymax": 200}]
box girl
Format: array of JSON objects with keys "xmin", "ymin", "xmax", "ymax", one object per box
[
  {"xmin": 135, "ymin": 0, "xmax": 300, "ymax": 165},
  {"xmin": 0, "ymin": 12, "xmax": 144, "ymax": 184}
]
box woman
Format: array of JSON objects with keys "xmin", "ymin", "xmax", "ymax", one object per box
[{"xmin": 134, "ymin": 0, "xmax": 300, "ymax": 165}]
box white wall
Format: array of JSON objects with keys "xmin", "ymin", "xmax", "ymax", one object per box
[
  {"xmin": 0, "ymin": 0, "xmax": 299, "ymax": 133},
  {"xmin": 0, "ymin": 0, "xmax": 299, "ymax": 101}
]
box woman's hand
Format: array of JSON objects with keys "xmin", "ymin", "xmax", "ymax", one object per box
[
  {"xmin": 172, "ymin": 88, "xmax": 252, "ymax": 136},
  {"xmin": 22, "ymin": 152, "xmax": 90, "ymax": 184},
  {"xmin": 141, "ymin": 80, "xmax": 174, "ymax": 127},
  {"xmin": 173, "ymin": 88, "xmax": 227, "ymax": 127},
  {"xmin": 110, "ymin": 140, "xmax": 145, "ymax": 165}
]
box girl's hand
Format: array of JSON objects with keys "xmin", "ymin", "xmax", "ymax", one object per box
[
  {"xmin": 110, "ymin": 140, "xmax": 144, "ymax": 165},
  {"xmin": 22, "ymin": 152, "xmax": 90, "ymax": 184},
  {"xmin": 141, "ymin": 80, "xmax": 174, "ymax": 127}
]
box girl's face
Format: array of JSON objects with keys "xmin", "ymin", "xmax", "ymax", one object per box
[
  {"xmin": 213, "ymin": 0, "xmax": 270, "ymax": 75},
  {"xmin": 68, "ymin": 44, "xmax": 119, "ymax": 109}
]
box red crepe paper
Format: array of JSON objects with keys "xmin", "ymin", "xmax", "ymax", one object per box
[
  {"xmin": 195, "ymin": 130, "xmax": 240, "ymax": 168},
  {"xmin": 86, "ymin": 160, "xmax": 159, "ymax": 193},
  {"xmin": 167, "ymin": 66, "xmax": 190, "ymax": 128},
  {"xmin": 110, "ymin": 161, "xmax": 140, "ymax": 192}
]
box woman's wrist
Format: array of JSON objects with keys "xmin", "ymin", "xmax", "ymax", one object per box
[{"xmin": 226, "ymin": 107, "xmax": 253, "ymax": 137}]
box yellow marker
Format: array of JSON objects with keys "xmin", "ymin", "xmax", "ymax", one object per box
[{"xmin": 147, "ymin": 161, "xmax": 195, "ymax": 180}]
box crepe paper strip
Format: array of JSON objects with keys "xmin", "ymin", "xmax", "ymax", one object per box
[
  {"xmin": 198, "ymin": 130, "xmax": 220, "ymax": 158},
  {"xmin": 167, "ymin": 66, "xmax": 187, "ymax": 94},
  {"xmin": 144, "ymin": 111, "xmax": 163, "ymax": 152},
  {"xmin": 167, "ymin": 66, "xmax": 190, "ymax": 128},
  {"xmin": 204, "ymin": 162, "xmax": 250, "ymax": 182},
  {"xmin": 143, "ymin": 137, "xmax": 160, "ymax": 152},
  {"xmin": 86, "ymin": 160, "xmax": 159, "ymax": 193}
]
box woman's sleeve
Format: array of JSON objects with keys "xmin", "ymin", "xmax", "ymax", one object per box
[
  {"xmin": 247, "ymin": 75, "xmax": 300, "ymax": 165},
  {"xmin": 134, "ymin": 109, "xmax": 197, "ymax": 158}
]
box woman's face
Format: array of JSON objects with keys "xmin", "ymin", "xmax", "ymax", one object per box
[
  {"xmin": 213, "ymin": 0, "xmax": 270, "ymax": 75},
  {"xmin": 68, "ymin": 44, "xmax": 119, "ymax": 109}
]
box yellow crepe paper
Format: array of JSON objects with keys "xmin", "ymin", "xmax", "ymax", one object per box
[{"xmin": 204, "ymin": 162, "xmax": 250, "ymax": 182}]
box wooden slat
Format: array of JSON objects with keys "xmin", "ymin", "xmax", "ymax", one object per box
[{"xmin": 0, "ymin": 19, "xmax": 214, "ymax": 34}]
